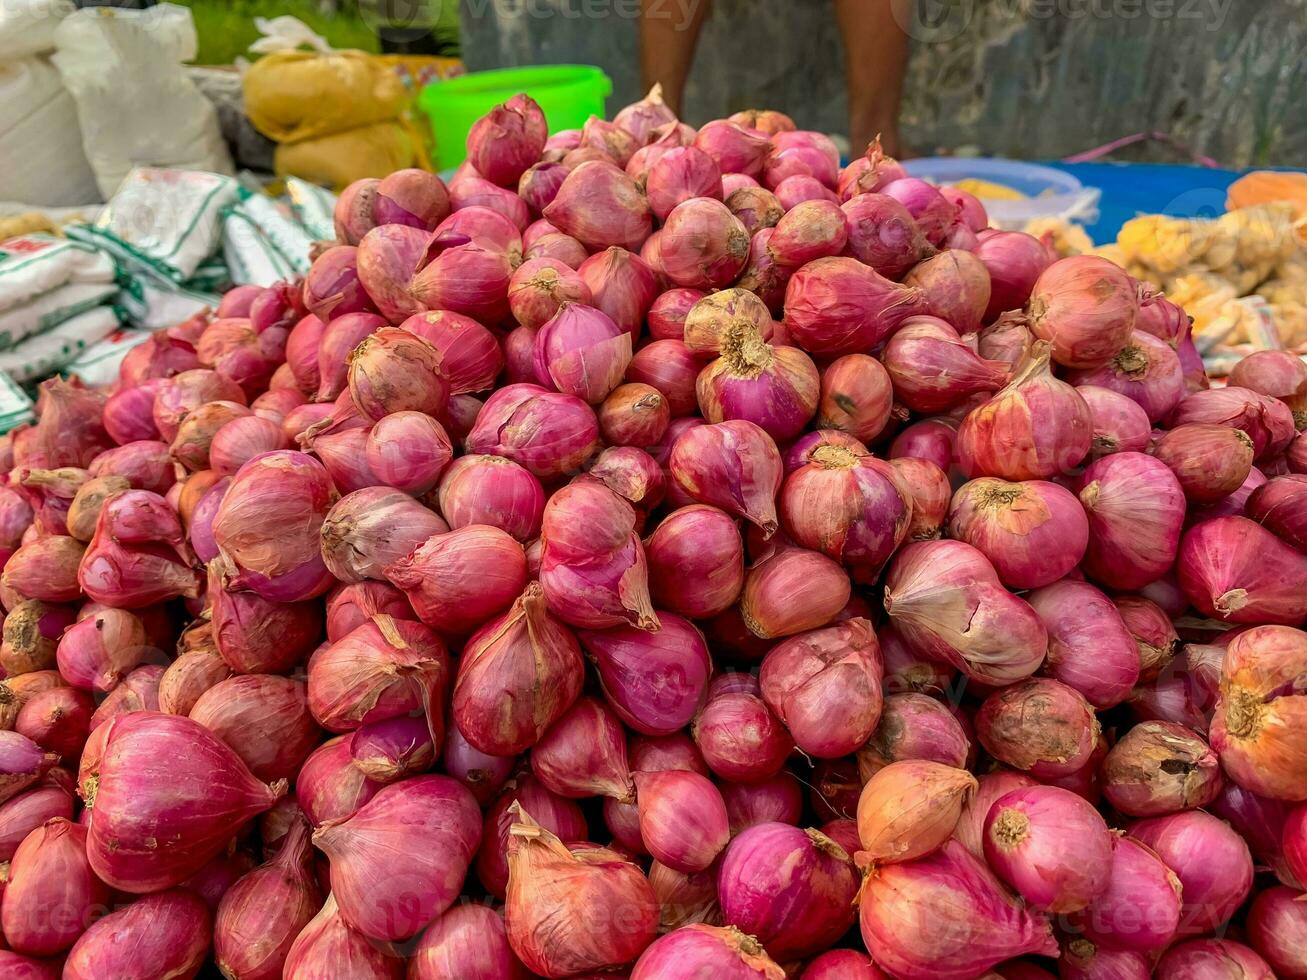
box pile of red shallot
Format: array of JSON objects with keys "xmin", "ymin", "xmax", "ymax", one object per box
[{"xmin": 0, "ymin": 87, "xmax": 1305, "ymax": 980}]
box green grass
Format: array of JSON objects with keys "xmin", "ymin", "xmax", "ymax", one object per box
[{"xmin": 179, "ymin": 0, "xmax": 460, "ymax": 65}]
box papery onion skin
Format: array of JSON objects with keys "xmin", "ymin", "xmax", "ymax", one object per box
[
  {"xmin": 532, "ymin": 695, "xmax": 634, "ymax": 801},
  {"xmin": 858, "ymin": 690, "xmax": 971, "ymax": 781},
  {"xmin": 2, "ymin": 816, "xmax": 110, "ymax": 956},
  {"xmin": 212, "ymin": 816, "xmax": 323, "ymax": 980},
  {"xmin": 1177, "ymin": 517, "xmax": 1307, "ymax": 626},
  {"xmin": 1247, "ymin": 473, "xmax": 1307, "ymax": 553},
  {"xmin": 952, "ymin": 770, "xmax": 1038, "ymax": 859},
  {"xmin": 1027, "ymin": 256, "xmax": 1137, "ymax": 368},
  {"xmin": 190, "ymin": 675, "xmax": 320, "ymax": 783},
  {"xmin": 505, "ymin": 805, "xmax": 659, "ymax": 977},
  {"xmin": 883, "ymin": 540, "xmax": 1048, "ymax": 686},
  {"xmin": 693, "ymin": 688, "xmax": 794, "ymax": 784},
  {"xmin": 884, "ymin": 316, "xmax": 1009, "ymax": 414},
  {"xmin": 1172, "ymin": 385, "xmax": 1297, "ymax": 462},
  {"xmin": 739, "ymin": 545, "xmax": 852, "ymax": 640},
  {"xmin": 759, "ymin": 617, "xmax": 883, "ymax": 757},
  {"xmin": 580, "ymin": 614, "xmax": 712, "ymax": 737},
  {"xmin": 1155, "ymin": 939, "xmax": 1274, "ymax": 980},
  {"xmin": 1209, "ymin": 624, "xmax": 1307, "ymax": 801},
  {"xmin": 957, "ymin": 343, "xmax": 1092, "ymax": 481},
  {"xmin": 454, "ymin": 583, "xmax": 584, "ymax": 756},
  {"xmin": 313, "ymin": 775, "xmax": 482, "ymax": 942},
  {"xmin": 476, "ymin": 775, "xmax": 588, "ymax": 898},
  {"xmin": 1153, "ymin": 424, "xmax": 1255, "ymax": 503},
  {"xmin": 783, "ymin": 256, "xmax": 925, "ymax": 357},
  {"xmin": 947, "ymin": 478, "xmax": 1088, "ymax": 590},
  {"xmin": 696, "ymin": 338, "xmax": 820, "ymax": 443},
  {"xmin": 1059, "ymin": 940, "xmax": 1151, "ymax": 980},
  {"xmin": 1131, "ymin": 810, "xmax": 1254, "ymax": 936},
  {"xmin": 716, "ymin": 822, "xmax": 859, "ymax": 961},
  {"xmin": 1067, "ymin": 329, "xmax": 1185, "ymax": 423},
  {"xmin": 1027, "ymin": 579, "xmax": 1141, "ymax": 710},
  {"xmin": 635, "ymin": 769, "xmax": 729, "ymax": 874},
  {"xmin": 62, "ymin": 888, "xmax": 211, "ymax": 980},
  {"xmin": 1102, "ymin": 720, "xmax": 1222, "ymax": 817},
  {"xmin": 465, "ymin": 384, "xmax": 602, "ymax": 481},
  {"xmin": 631, "ymin": 923, "xmax": 785, "ymax": 980},
  {"xmin": 410, "ymin": 903, "xmax": 529, "ymax": 980},
  {"xmin": 282, "ymin": 893, "xmax": 404, "ymax": 979},
  {"xmin": 85, "ymin": 711, "xmax": 286, "ymax": 892},
  {"xmin": 1245, "ymin": 886, "xmax": 1307, "ymax": 980},
  {"xmin": 669, "ymin": 419, "xmax": 783, "ymax": 535},
  {"xmin": 856, "ymin": 759, "xmax": 977, "ymax": 865},
  {"xmin": 1078, "ymin": 452, "xmax": 1187, "ymax": 591},
  {"xmin": 780, "ymin": 445, "xmax": 911, "ymax": 582},
  {"xmin": 842, "ymin": 192, "xmax": 933, "ymax": 280},
  {"xmin": 816, "ymin": 353, "xmax": 894, "ymax": 444},
  {"xmin": 304, "ymin": 615, "xmax": 449, "ymax": 736},
  {"xmin": 1071, "ymin": 834, "xmax": 1182, "ymax": 954},
  {"xmin": 976, "ymin": 678, "xmax": 1101, "ymax": 779},
  {"xmin": 858, "ymin": 839, "xmax": 1058, "ymax": 980},
  {"xmin": 983, "ymin": 784, "xmax": 1113, "ymax": 912},
  {"xmin": 386, "ymin": 525, "xmax": 528, "ymax": 634},
  {"xmin": 1079, "ymin": 384, "xmax": 1153, "ymax": 457}
]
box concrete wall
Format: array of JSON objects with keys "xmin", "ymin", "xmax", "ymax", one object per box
[{"xmin": 458, "ymin": 0, "xmax": 1307, "ymax": 167}]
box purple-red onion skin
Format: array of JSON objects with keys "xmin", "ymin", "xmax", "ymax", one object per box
[
  {"xmin": 759, "ymin": 617, "xmax": 883, "ymax": 758},
  {"xmin": 313, "ymin": 775, "xmax": 482, "ymax": 942},
  {"xmin": 1130, "ymin": 810, "xmax": 1254, "ymax": 936},
  {"xmin": 1027, "ymin": 579, "xmax": 1141, "ymax": 710},
  {"xmin": 1155, "ymin": 939, "xmax": 1275, "ymax": 980},
  {"xmin": 859, "ymin": 839, "xmax": 1058, "ymax": 979},
  {"xmin": 410, "ymin": 903, "xmax": 529, "ymax": 980},
  {"xmin": 85, "ymin": 711, "xmax": 285, "ymax": 892},
  {"xmin": 63, "ymin": 888, "xmax": 211, "ymax": 980},
  {"xmin": 717, "ymin": 822, "xmax": 858, "ymax": 961},
  {"xmin": 632, "ymin": 923, "xmax": 786, "ymax": 979},
  {"xmin": 983, "ymin": 784, "xmax": 1113, "ymax": 913},
  {"xmin": 947, "ymin": 478, "xmax": 1088, "ymax": 590}
]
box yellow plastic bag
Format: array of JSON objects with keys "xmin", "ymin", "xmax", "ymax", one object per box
[
  {"xmin": 274, "ymin": 121, "xmax": 416, "ymax": 192},
  {"xmin": 244, "ymin": 49, "xmax": 409, "ymax": 145}
]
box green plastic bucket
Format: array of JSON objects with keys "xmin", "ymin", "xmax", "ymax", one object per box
[{"xmin": 419, "ymin": 65, "xmax": 613, "ymax": 171}]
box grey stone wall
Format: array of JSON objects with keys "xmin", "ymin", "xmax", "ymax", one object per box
[{"xmin": 458, "ymin": 0, "xmax": 1307, "ymax": 167}]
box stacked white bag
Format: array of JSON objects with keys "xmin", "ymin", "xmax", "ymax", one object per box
[
  {"xmin": 0, "ymin": 233, "xmax": 122, "ymax": 382},
  {"xmin": 51, "ymin": 2, "xmax": 233, "ymax": 200},
  {"xmin": 0, "ymin": 0, "xmax": 101, "ymax": 207}
]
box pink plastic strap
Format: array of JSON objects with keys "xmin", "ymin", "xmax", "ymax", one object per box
[{"xmin": 1062, "ymin": 132, "xmax": 1223, "ymax": 169}]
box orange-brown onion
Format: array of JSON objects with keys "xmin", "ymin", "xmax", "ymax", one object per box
[
  {"xmin": 856, "ymin": 759, "xmax": 977, "ymax": 865},
  {"xmin": 1101, "ymin": 720, "xmax": 1223, "ymax": 817},
  {"xmin": 1209, "ymin": 625, "xmax": 1307, "ymax": 801},
  {"xmin": 883, "ymin": 540, "xmax": 1047, "ymax": 686},
  {"xmin": 889, "ymin": 457, "xmax": 950, "ymax": 542},
  {"xmin": 816, "ymin": 353, "xmax": 894, "ymax": 444}
]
